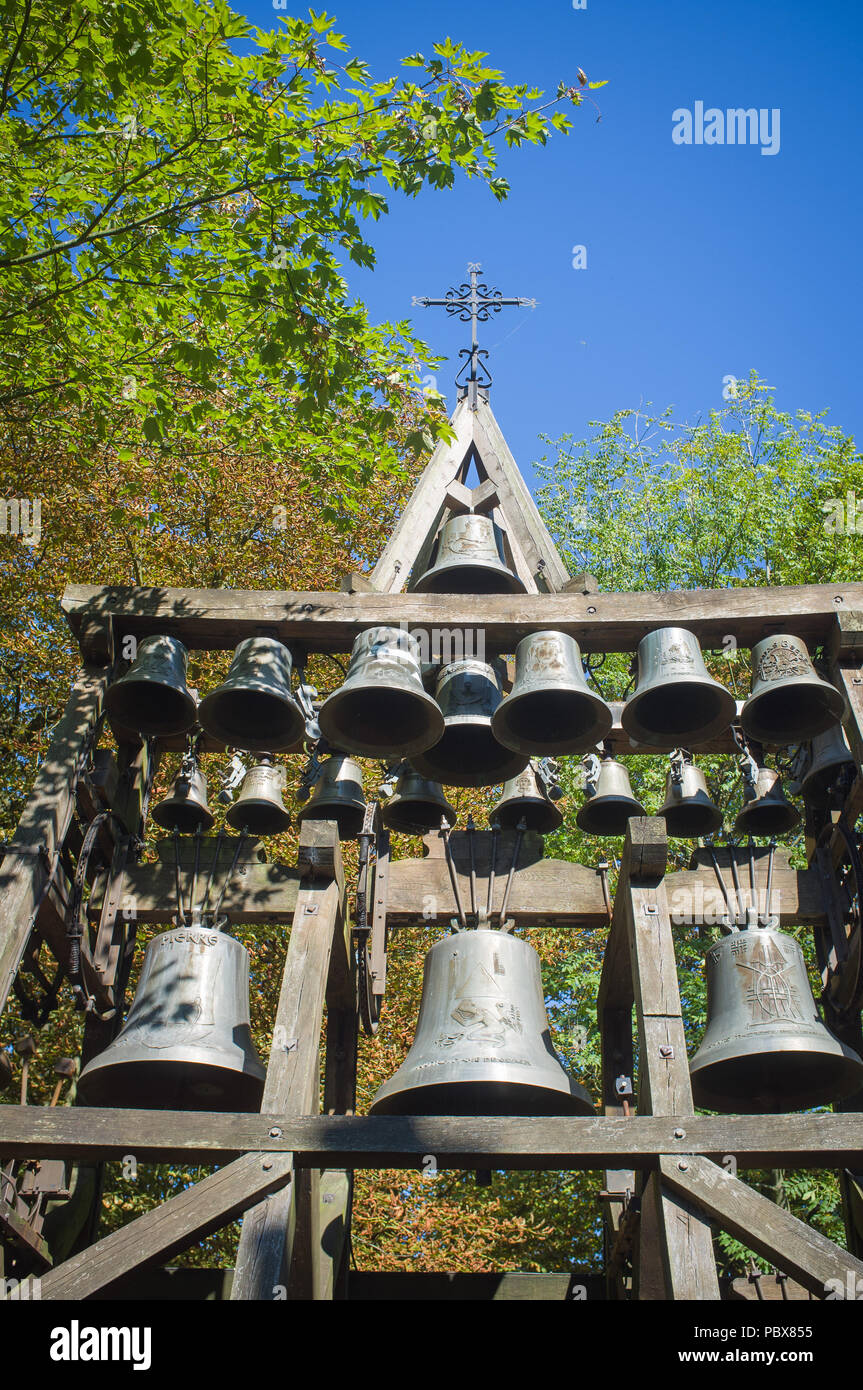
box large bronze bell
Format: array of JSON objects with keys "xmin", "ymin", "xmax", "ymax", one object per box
[
  {"xmin": 413, "ymin": 514, "xmax": 525, "ymax": 594},
  {"xmin": 297, "ymin": 754, "xmax": 366, "ymax": 839},
  {"xmin": 734, "ymin": 763, "xmax": 799, "ymax": 838},
  {"xmin": 382, "ymin": 765, "xmax": 456, "ymax": 834},
  {"xmin": 77, "ymin": 926, "xmax": 266, "ymax": 1111},
  {"xmin": 369, "ymin": 928, "xmax": 594, "ymax": 1115},
  {"xmin": 795, "ymin": 725, "xmax": 856, "ymax": 806},
  {"xmin": 198, "ymin": 637, "xmax": 304, "ymax": 751},
  {"xmin": 576, "ymin": 755, "xmax": 646, "ymax": 836},
  {"xmin": 226, "ymin": 756, "xmax": 291, "ymax": 835},
  {"xmin": 409, "ymin": 659, "xmax": 529, "ymax": 788},
  {"xmin": 491, "ymin": 763, "xmax": 563, "ymax": 833},
  {"xmin": 492, "ymin": 631, "xmax": 613, "ymax": 756},
  {"xmin": 659, "ymin": 751, "xmax": 723, "ymax": 837},
  {"xmin": 105, "ymin": 634, "xmax": 197, "ymax": 738},
  {"xmin": 741, "ymin": 634, "xmax": 847, "ymax": 745},
  {"xmin": 621, "ymin": 627, "xmax": 736, "ymax": 747},
  {"xmin": 318, "ymin": 627, "xmax": 444, "ymax": 759},
  {"xmin": 689, "ymin": 927, "xmax": 863, "ymax": 1113},
  {"xmin": 151, "ymin": 758, "xmax": 214, "ymax": 833}
]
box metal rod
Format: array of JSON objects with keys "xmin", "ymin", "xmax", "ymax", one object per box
[
  {"xmin": 486, "ymin": 821, "xmax": 500, "ymax": 920},
  {"xmin": 467, "ymin": 814, "xmax": 477, "ymax": 924},
  {"xmin": 747, "ymin": 836, "xmax": 758, "ymax": 928},
  {"xmin": 199, "ymin": 824, "xmax": 225, "ymax": 918},
  {"xmin": 763, "ymin": 839, "xmax": 777, "ymax": 928},
  {"xmin": 211, "ymin": 828, "xmax": 248, "ymax": 927},
  {"xmin": 708, "ymin": 843, "xmax": 736, "ymax": 933},
  {"xmin": 190, "ymin": 825, "xmax": 202, "ymax": 919},
  {"xmin": 441, "ymin": 820, "xmax": 466, "ymax": 931},
  {"xmin": 728, "ymin": 841, "xmax": 743, "ymax": 929},
  {"xmin": 173, "ymin": 830, "xmax": 186, "ymax": 926},
  {"xmin": 499, "ymin": 818, "xmax": 526, "ymax": 931}
]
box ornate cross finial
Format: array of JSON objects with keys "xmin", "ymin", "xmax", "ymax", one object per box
[{"xmin": 412, "ymin": 263, "xmax": 536, "ymax": 409}]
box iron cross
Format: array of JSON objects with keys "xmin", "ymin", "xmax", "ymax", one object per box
[{"xmin": 412, "ymin": 263, "xmax": 535, "ymax": 406}]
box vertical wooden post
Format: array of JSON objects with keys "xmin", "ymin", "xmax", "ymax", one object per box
[{"xmin": 621, "ymin": 818, "xmax": 720, "ymax": 1300}]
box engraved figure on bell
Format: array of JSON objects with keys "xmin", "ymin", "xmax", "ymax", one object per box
[
  {"xmin": 757, "ymin": 639, "xmax": 813, "ymax": 683},
  {"xmin": 660, "ymin": 641, "xmax": 696, "ymax": 669},
  {"xmin": 737, "ymin": 937, "xmax": 800, "ymax": 1023},
  {"xmin": 435, "ymin": 997, "xmax": 523, "ymax": 1049}
]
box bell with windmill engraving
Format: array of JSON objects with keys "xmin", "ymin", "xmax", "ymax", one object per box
[
  {"xmin": 741, "ymin": 634, "xmax": 847, "ymax": 745},
  {"xmin": 198, "ymin": 637, "xmax": 304, "ymax": 751},
  {"xmin": 226, "ymin": 755, "xmax": 291, "ymax": 835},
  {"xmin": 576, "ymin": 754, "xmax": 646, "ymax": 836},
  {"xmin": 152, "ymin": 757, "xmax": 214, "ymax": 834},
  {"xmin": 409, "ymin": 659, "xmax": 528, "ymax": 788},
  {"xmin": 492, "ymin": 631, "xmax": 613, "ymax": 756},
  {"xmin": 734, "ymin": 762, "xmax": 800, "ymax": 838},
  {"xmin": 297, "ymin": 754, "xmax": 367, "ymax": 840},
  {"xmin": 413, "ymin": 513, "xmax": 525, "ymax": 594},
  {"xmin": 77, "ymin": 927, "xmax": 266, "ymax": 1112},
  {"xmin": 382, "ymin": 765, "xmax": 456, "ymax": 835},
  {"xmin": 659, "ymin": 750, "xmax": 723, "ymax": 837},
  {"xmin": 105, "ymin": 634, "xmax": 198, "ymax": 738},
  {"xmin": 318, "ymin": 627, "xmax": 444, "ymax": 759},
  {"xmin": 491, "ymin": 763, "xmax": 563, "ymax": 833},
  {"xmin": 689, "ymin": 926, "xmax": 863, "ymax": 1113},
  {"xmin": 621, "ymin": 627, "xmax": 736, "ymax": 747},
  {"xmin": 369, "ymin": 928, "xmax": 593, "ymax": 1116}
]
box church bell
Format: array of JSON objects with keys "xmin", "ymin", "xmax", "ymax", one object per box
[
  {"xmin": 226, "ymin": 756, "xmax": 291, "ymax": 835},
  {"xmin": 741, "ymin": 634, "xmax": 847, "ymax": 745},
  {"xmin": 689, "ymin": 927, "xmax": 863, "ymax": 1113},
  {"xmin": 576, "ymin": 755, "xmax": 646, "ymax": 836},
  {"xmin": 105, "ymin": 635, "xmax": 198, "ymax": 738},
  {"xmin": 382, "ymin": 765, "xmax": 456, "ymax": 835},
  {"xmin": 734, "ymin": 763, "xmax": 800, "ymax": 838},
  {"xmin": 318, "ymin": 627, "xmax": 444, "ymax": 759},
  {"xmin": 409, "ymin": 659, "xmax": 529, "ymax": 788},
  {"xmin": 621, "ymin": 627, "xmax": 736, "ymax": 747},
  {"xmin": 77, "ymin": 926, "xmax": 266, "ymax": 1111},
  {"xmin": 296, "ymin": 754, "xmax": 367, "ymax": 839},
  {"xmin": 369, "ymin": 928, "xmax": 594, "ymax": 1115},
  {"xmin": 491, "ymin": 763, "xmax": 563, "ymax": 833},
  {"xmin": 151, "ymin": 758, "xmax": 214, "ymax": 834},
  {"xmin": 491, "ymin": 631, "xmax": 613, "ymax": 756},
  {"xmin": 795, "ymin": 725, "xmax": 856, "ymax": 806},
  {"xmin": 198, "ymin": 638, "xmax": 304, "ymax": 751},
  {"xmin": 658, "ymin": 751, "xmax": 723, "ymax": 837},
  {"xmin": 413, "ymin": 514, "xmax": 525, "ymax": 594}
]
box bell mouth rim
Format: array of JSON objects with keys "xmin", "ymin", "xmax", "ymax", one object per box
[
  {"xmin": 412, "ymin": 565, "xmax": 527, "ymax": 596},
  {"xmin": 408, "ymin": 745, "xmax": 530, "ymax": 789},
  {"xmin": 690, "ymin": 1045, "xmax": 863, "ymax": 1114},
  {"xmin": 576, "ymin": 801, "xmax": 646, "ymax": 836},
  {"xmin": 369, "ymin": 1077, "xmax": 595, "ymax": 1117},
  {"xmin": 620, "ymin": 679, "xmax": 736, "ymax": 746},
  {"xmin": 491, "ymin": 694, "xmax": 613, "ymax": 756},
  {"xmin": 318, "ymin": 687, "xmax": 445, "ymax": 760}
]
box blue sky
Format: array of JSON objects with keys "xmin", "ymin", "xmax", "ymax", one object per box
[{"xmin": 240, "ymin": 0, "xmax": 863, "ymax": 490}]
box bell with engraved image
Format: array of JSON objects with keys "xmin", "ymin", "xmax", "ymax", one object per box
[
  {"xmin": 689, "ymin": 926, "xmax": 863, "ymax": 1113},
  {"xmin": 621, "ymin": 627, "xmax": 736, "ymax": 747},
  {"xmin": 226, "ymin": 755, "xmax": 291, "ymax": 835},
  {"xmin": 491, "ymin": 763, "xmax": 563, "ymax": 834},
  {"xmin": 413, "ymin": 513, "xmax": 525, "ymax": 594},
  {"xmin": 77, "ymin": 926, "xmax": 266, "ymax": 1112},
  {"xmin": 658, "ymin": 750, "xmax": 723, "ymax": 838},
  {"xmin": 492, "ymin": 630, "xmax": 613, "ymax": 756},
  {"xmin": 409, "ymin": 659, "xmax": 528, "ymax": 788},
  {"xmin": 369, "ymin": 928, "xmax": 593, "ymax": 1115},
  {"xmin": 318, "ymin": 626, "xmax": 444, "ymax": 759},
  {"xmin": 151, "ymin": 757, "xmax": 214, "ymax": 834},
  {"xmin": 741, "ymin": 634, "xmax": 847, "ymax": 745}
]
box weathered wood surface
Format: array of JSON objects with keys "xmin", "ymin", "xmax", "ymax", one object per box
[
  {"xmin": 37, "ymin": 1152, "xmax": 295, "ymax": 1300},
  {"xmin": 0, "ymin": 665, "xmax": 109, "ymax": 1013},
  {"xmin": 637, "ymin": 1172, "xmax": 720, "ymax": 1300},
  {"xmin": 61, "ymin": 582, "xmax": 863, "ymax": 655},
  {"xmin": 5, "ymin": 1109, "xmax": 863, "ymax": 1168},
  {"xmin": 660, "ymin": 1154, "xmax": 863, "ymax": 1298}
]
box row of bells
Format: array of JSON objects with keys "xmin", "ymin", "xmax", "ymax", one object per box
[
  {"xmin": 151, "ymin": 737, "xmax": 850, "ymax": 843},
  {"xmin": 77, "ymin": 921, "xmax": 863, "ymax": 1118},
  {"xmin": 105, "ymin": 621, "xmax": 848, "ymax": 779}
]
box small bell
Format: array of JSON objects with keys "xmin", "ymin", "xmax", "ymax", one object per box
[
  {"xmin": 576, "ymin": 754, "xmax": 646, "ymax": 836},
  {"xmin": 413, "ymin": 514, "xmax": 525, "ymax": 594},
  {"xmin": 318, "ymin": 627, "xmax": 444, "ymax": 759},
  {"xmin": 491, "ymin": 764, "xmax": 564, "ymax": 833},
  {"xmin": 659, "ymin": 750, "xmax": 723, "ymax": 837},
  {"xmin": 741, "ymin": 634, "xmax": 847, "ymax": 745},
  {"xmin": 369, "ymin": 928, "xmax": 593, "ymax": 1115},
  {"xmin": 382, "ymin": 765, "xmax": 456, "ymax": 835},
  {"xmin": 689, "ymin": 927, "xmax": 863, "ymax": 1113},
  {"xmin": 77, "ymin": 925, "xmax": 266, "ymax": 1111},
  {"xmin": 795, "ymin": 725, "xmax": 856, "ymax": 806},
  {"xmin": 491, "ymin": 631, "xmax": 613, "ymax": 756},
  {"xmin": 226, "ymin": 756, "xmax": 291, "ymax": 835},
  {"xmin": 734, "ymin": 762, "xmax": 799, "ymax": 838},
  {"xmin": 105, "ymin": 634, "xmax": 197, "ymax": 738},
  {"xmin": 296, "ymin": 754, "xmax": 366, "ymax": 840},
  {"xmin": 409, "ymin": 659, "xmax": 529, "ymax": 788},
  {"xmin": 621, "ymin": 627, "xmax": 736, "ymax": 747},
  {"xmin": 151, "ymin": 757, "xmax": 214, "ymax": 833},
  {"xmin": 198, "ymin": 637, "xmax": 304, "ymax": 751}
]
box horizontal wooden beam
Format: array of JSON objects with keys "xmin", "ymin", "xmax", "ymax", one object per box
[
  {"xmin": 3, "ymin": 1109, "xmax": 863, "ymax": 1170},
  {"xmin": 61, "ymin": 582, "xmax": 863, "ymax": 655}
]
